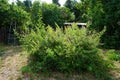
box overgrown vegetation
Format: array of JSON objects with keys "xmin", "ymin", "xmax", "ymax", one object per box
[
  {"xmin": 0, "ymin": 0, "xmax": 29, "ymax": 43},
  {"xmin": 83, "ymin": 0, "xmax": 120, "ymax": 49},
  {"xmin": 41, "ymin": 3, "xmax": 75, "ymax": 28},
  {"xmin": 1, "ymin": 0, "xmax": 120, "ymax": 49},
  {"xmin": 19, "ymin": 24, "xmax": 113, "ymax": 79},
  {"xmin": 0, "ymin": 0, "xmax": 120, "ymax": 80},
  {"xmin": 106, "ymin": 50, "xmax": 120, "ymax": 62}
]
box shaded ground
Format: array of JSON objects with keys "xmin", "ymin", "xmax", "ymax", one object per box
[{"xmin": 0, "ymin": 45, "xmax": 119, "ymax": 80}]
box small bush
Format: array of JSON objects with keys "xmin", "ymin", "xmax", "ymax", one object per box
[
  {"xmin": 106, "ymin": 50, "xmax": 120, "ymax": 61},
  {"xmin": 21, "ymin": 66, "xmax": 31, "ymax": 73},
  {"xmin": 20, "ymin": 24, "xmax": 112, "ymax": 79}
]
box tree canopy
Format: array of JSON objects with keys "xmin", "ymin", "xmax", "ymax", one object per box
[
  {"xmin": 0, "ymin": 0, "xmax": 120, "ymax": 49},
  {"xmin": 86, "ymin": 0, "xmax": 120, "ymax": 49},
  {"xmin": 52, "ymin": 0, "xmax": 60, "ymax": 6}
]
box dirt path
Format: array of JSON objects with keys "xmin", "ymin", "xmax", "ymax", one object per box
[{"xmin": 0, "ymin": 46, "xmax": 28, "ymax": 80}]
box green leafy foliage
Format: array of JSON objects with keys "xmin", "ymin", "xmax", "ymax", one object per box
[
  {"xmin": 0, "ymin": 3, "xmax": 29, "ymax": 28},
  {"xmin": 0, "ymin": 2, "xmax": 29, "ymax": 43},
  {"xmin": 16, "ymin": 0, "xmax": 32, "ymax": 12},
  {"xmin": 23, "ymin": 0, "xmax": 32, "ymax": 12},
  {"xmin": 30, "ymin": 1, "xmax": 43, "ymax": 28},
  {"xmin": 21, "ymin": 66, "xmax": 31, "ymax": 73},
  {"xmin": 16, "ymin": 0, "xmax": 25, "ymax": 9},
  {"xmin": 100, "ymin": 0, "xmax": 120, "ymax": 49},
  {"xmin": 0, "ymin": 0, "xmax": 74, "ymax": 43},
  {"xmin": 106, "ymin": 50, "xmax": 120, "ymax": 62},
  {"xmin": 41, "ymin": 3, "xmax": 75, "ymax": 28},
  {"xmin": 81, "ymin": 0, "xmax": 120, "ymax": 49},
  {"xmin": 52, "ymin": 0, "xmax": 60, "ymax": 6},
  {"xmin": 8, "ymin": 5, "xmax": 29, "ymax": 27},
  {"xmin": 64, "ymin": 0, "xmax": 81, "ymax": 21},
  {"xmin": 76, "ymin": 0, "xmax": 90, "ymax": 22},
  {"xmin": 20, "ymin": 24, "xmax": 112, "ymax": 79},
  {"xmin": 0, "ymin": 50, "xmax": 4, "ymax": 56},
  {"xmin": 64, "ymin": 0, "xmax": 77, "ymax": 11},
  {"xmin": 0, "ymin": 0, "xmax": 10, "ymax": 28}
]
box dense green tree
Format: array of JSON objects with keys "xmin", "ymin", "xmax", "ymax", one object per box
[
  {"xmin": 75, "ymin": 0, "xmax": 90, "ymax": 22},
  {"xmin": 0, "ymin": 0, "xmax": 9, "ymax": 28},
  {"xmin": 8, "ymin": 4, "xmax": 29, "ymax": 27},
  {"xmin": 101, "ymin": 0, "xmax": 120, "ymax": 49},
  {"xmin": 0, "ymin": 0, "xmax": 9, "ymax": 42},
  {"xmin": 41, "ymin": 3, "xmax": 75, "ymax": 28},
  {"xmin": 64, "ymin": 0, "xmax": 72, "ymax": 10},
  {"xmin": 0, "ymin": 1, "xmax": 29, "ymax": 43},
  {"xmin": 30, "ymin": 1, "xmax": 43, "ymax": 28},
  {"xmin": 84, "ymin": 0, "xmax": 120, "ymax": 49},
  {"xmin": 64, "ymin": 0, "xmax": 81, "ymax": 22},
  {"xmin": 23, "ymin": 0, "xmax": 32, "ymax": 12},
  {"xmin": 16, "ymin": 0, "xmax": 32, "ymax": 12},
  {"xmin": 89, "ymin": 0, "xmax": 104, "ymax": 31},
  {"xmin": 16, "ymin": 0, "xmax": 25, "ymax": 9}
]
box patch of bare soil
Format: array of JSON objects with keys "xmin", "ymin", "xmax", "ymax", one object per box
[
  {"xmin": 109, "ymin": 61, "xmax": 120, "ymax": 80},
  {"xmin": 0, "ymin": 46, "xmax": 28, "ymax": 80}
]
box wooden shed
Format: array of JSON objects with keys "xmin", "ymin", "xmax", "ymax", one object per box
[{"xmin": 63, "ymin": 22, "xmax": 87, "ymax": 30}]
